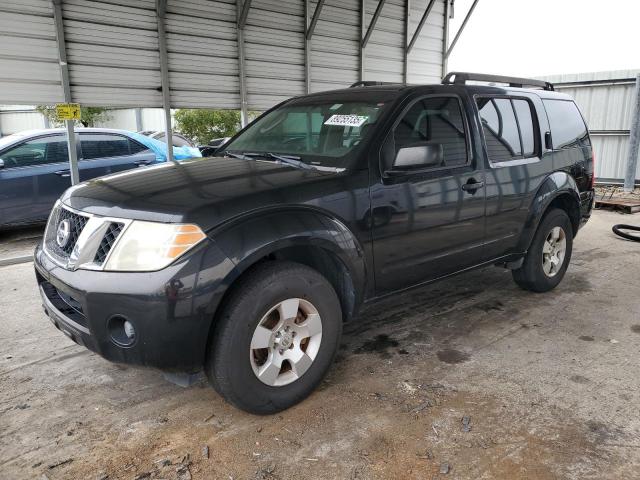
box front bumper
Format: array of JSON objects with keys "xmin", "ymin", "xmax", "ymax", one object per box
[{"xmin": 34, "ymin": 239, "xmax": 234, "ymax": 372}]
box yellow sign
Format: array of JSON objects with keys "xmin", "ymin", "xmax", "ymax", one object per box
[{"xmin": 55, "ymin": 103, "xmax": 81, "ymax": 121}]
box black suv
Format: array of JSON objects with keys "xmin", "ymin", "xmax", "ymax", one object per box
[{"xmin": 34, "ymin": 73, "xmax": 595, "ymax": 414}]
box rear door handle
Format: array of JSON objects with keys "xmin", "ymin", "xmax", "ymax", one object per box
[
  {"xmin": 461, "ymin": 180, "xmax": 484, "ymax": 192},
  {"xmin": 134, "ymin": 159, "xmax": 153, "ymax": 166},
  {"xmin": 54, "ymin": 170, "xmax": 70, "ymax": 178}
]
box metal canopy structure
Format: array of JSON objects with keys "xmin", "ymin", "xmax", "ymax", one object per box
[
  {"xmin": 0, "ymin": 0, "xmax": 453, "ymax": 110},
  {"xmin": 0, "ymin": 0, "xmax": 484, "ymax": 183}
]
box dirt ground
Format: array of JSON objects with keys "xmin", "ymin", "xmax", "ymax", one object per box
[{"xmin": 1, "ymin": 209, "xmax": 640, "ymax": 480}]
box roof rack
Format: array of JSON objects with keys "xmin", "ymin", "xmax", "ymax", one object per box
[
  {"xmin": 349, "ymin": 81, "xmax": 398, "ymax": 88},
  {"xmin": 442, "ymin": 72, "xmax": 554, "ymax": 91}
]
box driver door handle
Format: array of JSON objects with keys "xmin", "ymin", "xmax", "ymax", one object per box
[
  {"xmin": 461, "ymin": 179, "xmax": 484, "ymax": 192},
  {"xmin": 54, "ymin": 170, "xmax": 71, "ymax": 178}
]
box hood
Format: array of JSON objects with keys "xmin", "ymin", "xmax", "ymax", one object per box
[{"xmin": 61, "ymin": 156, "xmax": 341, "ymax": 230}]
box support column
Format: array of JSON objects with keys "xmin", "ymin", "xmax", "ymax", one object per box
[
  {"xmin": 441, "ymin": 0, "xmax": 449, "ymax": 77},
  {"xmin": 403, "ymin": 0, "xmax": 409, "ymax": 83},
  {"xmin": 360, "ymin": 0, "xmax": 365, "ymax": 81},
  {"xmin": 236, "ymin": 0, "xmax": 252, "ymax": 127},
  {"xmin": 156, "ymin": 0, "xmax": 174, "ymax": 162},
  {"xmin": 52, "ymin": 0, "xmax": 80, "ymax": 185},
  {"xmin": 305, "ymin": 0, "xmax": 311, "ymax": 93},
  {"xmin": 624, "ymin": 74, "xmax": 640, "ymax": 191},
  {"xmin": 134, "ymin": 108, "xmax": 143, "ymax": 132}
]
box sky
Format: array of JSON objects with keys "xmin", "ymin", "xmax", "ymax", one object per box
[{"xmin": 447, "ymin": 0, "xmax": 640, "ymax": 78}]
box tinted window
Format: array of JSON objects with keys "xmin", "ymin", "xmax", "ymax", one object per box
[
  {"xmin": 0, "ymin": 135, "xmax": 68, "ymax": 168},
  {"xmin": 543, "ymin": 99, "xmax": 590, "ymax": 149},
  {"xmin": 80, "ymin": 134, "xmax": 132, "ymax": 160},
  {"xmin": 128, "ymin": 139, "xmax": 149, "ymax": 154},
  {"xmin": 393, "ymin": 96, "xmax": 468, "ymax": 167},
  {"xmin": 477, "ymin": 98, "xmax": 520, "ymax": 162},
  {"xmin": 513, "ymin": 99, "xmax": 536, "ymax": 156}
]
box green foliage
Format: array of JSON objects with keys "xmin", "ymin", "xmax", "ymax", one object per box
[
  {"xmin": 174, "ymin": 109, "xmax": 242, "ymax": 145},
  {"xmin": 36, "ymin": 105, "xmax": 112, "ymax": 128}
]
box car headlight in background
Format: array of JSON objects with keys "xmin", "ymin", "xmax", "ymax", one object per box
[{"xmin": 104, "ymin": 221, "xmax": 206, "ymax": 271}]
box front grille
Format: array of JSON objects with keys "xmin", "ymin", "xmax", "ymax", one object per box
[
  {"xmin": 93, "ymin": 222, "xmax": 124, "ymax": 265},
  {"xmin": 45, "ymin": 205, "xmax": 89, "ymax": 260}
]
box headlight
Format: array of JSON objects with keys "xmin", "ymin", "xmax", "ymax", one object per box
[{"xmin": 104, "ymin": 221, "xmax": 206, "ymax": 272}]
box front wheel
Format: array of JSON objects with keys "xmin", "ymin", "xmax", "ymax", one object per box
[
  {"xmin": 206, "ymin": 261, "xmax": 342, "ymax": 414},
  {"xmin": 512, "ymin": 208, "xmax": 573, "ymax": 292}
]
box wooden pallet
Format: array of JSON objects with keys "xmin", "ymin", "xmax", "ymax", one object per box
[{"xmin": 595, "ymin": 197, "xmax": 640, "ymax": 214}]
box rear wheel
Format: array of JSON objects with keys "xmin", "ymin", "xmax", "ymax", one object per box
[
  {"xmin": 512, "ymin": 209, "xmax": 573, "ymax": 292},
  {"xmin": 206, "ymin": 261, "xmax": 342, "ymax": 414}
]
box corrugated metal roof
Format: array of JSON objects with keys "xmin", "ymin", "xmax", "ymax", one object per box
[{"xmin": 0, "ymin": 0, "xmax": 447, "ymax": 110}]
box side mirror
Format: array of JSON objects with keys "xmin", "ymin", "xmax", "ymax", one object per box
[
  {"xmin": 545, "ymin": 131, "xmax": 553, "ymax": 150},
  {"xmin": 0, "ymin": 158, "xmax": 4, "ymax": 169},
  {"xmin": 392, "ymin": 143, "xmax": 443, "ymax": 170}
]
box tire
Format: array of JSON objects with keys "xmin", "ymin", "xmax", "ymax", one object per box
[
  {"xmin": 206, "ymin": 261, "xmax": 342, "ymax": 414},
  {"xmin": 512, "ymin": 208, "xmax": 573, "ymax": 293}
]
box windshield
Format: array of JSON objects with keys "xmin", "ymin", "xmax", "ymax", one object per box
[{"xmin": 221, "ymin": 100, "xmax": 390, "ymax": 168}]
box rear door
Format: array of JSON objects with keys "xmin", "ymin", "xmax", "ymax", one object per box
[
  {"xmin": 0, "ymin": 134, "xmax": 73, "ymax": 226},
  {"xmin": 78, "ymin": 133, "xmax": 155, "ymax": 180},
  {"xmin": 475, "ymin": 93, "xmax": 552, "ymax": 259},
  {"xmin": 371, "ymin": 94, "xmax": 487, "ymax": 294}
]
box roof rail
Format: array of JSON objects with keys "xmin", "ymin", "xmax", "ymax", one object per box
[
  {"xmin": 442, "ymin": 72, "xmax": 554, "ymax": 91},
  {"xmin": 349, "ymin": 81, "xmax": 398, "ymax": 88}
]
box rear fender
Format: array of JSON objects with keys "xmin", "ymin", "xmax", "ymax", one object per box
[{"xmin": 516, "ymin": 171, "xmax": 581, "ymax": 253}]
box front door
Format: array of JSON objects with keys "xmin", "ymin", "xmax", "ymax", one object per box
[
  {"xmin": 0, "ymin": 134, "xmax": 72, "ymax": 227},
  {"xmin": 371, "ymin": 94, "xmax": 486, "ymax": 294}
]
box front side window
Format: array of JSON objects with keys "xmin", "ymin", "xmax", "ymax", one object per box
[
  {"xmin": 543, "ymin": 99, "xmax": 590, "ymax": 149},
  {"xmin": 0, "ymin": 135, "xmax": 68, "ymax": 168},
  {"xmin": 476, "ymin": 96, "xmax": 538, "ymax": 163},
  {"xmin": 392, "ymin": 96, "xmax": 468, "ymax": 168},
  {"xmin": 80, "ymin": 134, "xmax": 137, "ymax": 160},
  {"xmin": 222, "ymin": 100, "xmax": 390, "ymax": 167}
]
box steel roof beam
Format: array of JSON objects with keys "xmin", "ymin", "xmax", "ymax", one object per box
[
  {"xmin": 237, "ymin": 0, "xmax": 252, "ymax": 29},
  {"xmin": 407, "ymin": 0, "xmax": 436, "ymax": 55},
  {"xmin": 362, "ymin": 0, "xmax": 387, "ymax": 49},
  {"xmin": 444, "ymin": 0, "xmax": 479, "ymax": 59},
  {"xmin": 306, "ymin": 0, "xmax": 325, "ymax": 39}
]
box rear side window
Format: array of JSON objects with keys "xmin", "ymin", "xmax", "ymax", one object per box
[
  {"xmin": 543, "ymin": 99, "xmax": 590, "ymax": 149},
  {"xmin": 393, "ymin": 96, "xmax": 468, "ymax": 167},
  {"xmin": 81, "ymin": 134, "xmax": 140, "ymax": 159},
  {"xmin": 128, "ymin": 139, "xmax": 149, "ymax": 154},
  {"xmin": 476, "ymin": 96, "xmax": 538, "ymax": 163}
]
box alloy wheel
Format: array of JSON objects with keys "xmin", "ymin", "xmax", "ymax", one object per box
[
  {"xmin": 250, "ymin": 298, "xmax": 323, "ymax": 387},
  {"xmin": 542, "ymin": 226, "xmax": 567, "ymax": 277}
]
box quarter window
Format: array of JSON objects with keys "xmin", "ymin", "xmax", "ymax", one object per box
[
  {"xmin": 0, "ymin": 135, "xmax": 68, "ymax": 168},
  {"xmin": 513, "ymin": 99, "xmax": 535, "ymax": 156},
  {"xmin": 543, "ymin": 99, "xmax": 590, "ymax": 149},
  {"xmin": 392, "ymin": 96, "xmax": 468, "ymax": 168},
  {"xmin": 476, "ymin": 97, "xmax": 538, "ymax": 163}
]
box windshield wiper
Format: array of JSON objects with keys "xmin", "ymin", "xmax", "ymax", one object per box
[
  {"xmin": 222, "ymin": 150, "xmax": 344, "ymax": 173},
  {"xmin": 224, "ymin": 151, "xmax": 313, "ymax": 170}
]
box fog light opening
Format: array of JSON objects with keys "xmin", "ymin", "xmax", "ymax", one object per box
[{"xmin": 108, "ymin": 315, "xmax": 137, "ymax": 347}]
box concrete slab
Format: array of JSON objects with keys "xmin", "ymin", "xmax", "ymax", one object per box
[{"xmin": 0, "ymin": 210, "xmax": 639, "ymax": 479}]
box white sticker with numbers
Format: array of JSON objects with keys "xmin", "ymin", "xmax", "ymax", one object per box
[{"xmin": 324, "ymin": 114, "xmax": 368, "ymax": 127}]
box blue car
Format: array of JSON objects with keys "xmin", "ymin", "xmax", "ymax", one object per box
[{"xmin": 0, "ymin": 128, "xmax": 158, "ymax": 229}]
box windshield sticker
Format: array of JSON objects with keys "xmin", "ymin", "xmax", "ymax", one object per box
[
  {"xmin": 324, "ymin": 115, "xmax": 368, "ymax": 127},
  {"xmin": 329, "ymin": 103, "xmax": 343, "ymax": 110}
]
